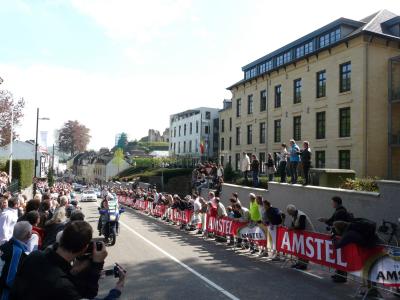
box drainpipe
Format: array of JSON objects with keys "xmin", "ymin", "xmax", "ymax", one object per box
[{"xmin": 364, "ymin": 37, "xmax": 371, "ymax": 178}]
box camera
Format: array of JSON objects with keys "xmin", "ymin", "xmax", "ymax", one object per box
[
  {"xmin": 104, "ymin": 263, "xmax": 125, "ymax": 278},
  {"xmin": 85, "ymin": 241, "xmax": 103, "ymax": 254}
]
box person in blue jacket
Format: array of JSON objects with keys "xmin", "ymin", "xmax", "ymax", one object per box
[{"xmin": 289, "ymin": 139, "xmax": 301, "ymax": 184}]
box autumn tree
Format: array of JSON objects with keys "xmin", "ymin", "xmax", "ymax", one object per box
[
  {"xmin": 58, "ymin": 120, "xmax": 91, "ymax": 156},
  {"xmin": 113, "ymin": 148, "xmax": 125, "ymax": 174},
  {"xmin": 0, "ymin": 90, "xmax": 25, "ymax": 146}
]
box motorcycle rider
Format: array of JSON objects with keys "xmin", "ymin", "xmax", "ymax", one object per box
[{"xmin": 97, "ymin": 197, "xmax": 122, "ymax": 243}]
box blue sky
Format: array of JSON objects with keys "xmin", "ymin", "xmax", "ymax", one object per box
[{"xmin": 0, "ymin": 0, "xmax": 398, "ymax": 150}]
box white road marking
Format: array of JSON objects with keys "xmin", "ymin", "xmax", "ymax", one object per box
[
  {"xmin": 295, "ymin": 269, "xmax": 323, "ymax": 279},
  {"xmin": 120, "ymin": 220, "xmax": 240, "ymax": 300}
]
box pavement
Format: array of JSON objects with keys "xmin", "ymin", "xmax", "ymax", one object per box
[{"xmin": 79, "ymin": 199, "xmax": 397, "ymax": 300}]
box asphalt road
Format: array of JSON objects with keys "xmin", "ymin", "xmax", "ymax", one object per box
[{"xmin": 79, "ymin": 200, "xmax": 395, "ymax": 300}]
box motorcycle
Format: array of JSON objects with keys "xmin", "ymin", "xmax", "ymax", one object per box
[{"xmin": 98, "ymin": 205, "xmax": 125, "ymax": 246}]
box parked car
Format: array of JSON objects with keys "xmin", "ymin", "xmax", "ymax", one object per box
[{"xmin": 80, "ymin": 190, "xmax": 97, "ymax": 202}]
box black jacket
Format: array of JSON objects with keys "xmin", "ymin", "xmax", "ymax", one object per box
[
  {"xmin": 300, "ymin": 148, "xmax": 311, "ymax": 166},
  {"xmin": 10, "ymin": 247, "xmax": 104, "ymax": 300},
  {"xmin": 325, "ymin": 206, "xmax": 350, "ymax": 226}
]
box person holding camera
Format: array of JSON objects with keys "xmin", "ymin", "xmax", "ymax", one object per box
[
  {"xmin": 318, "ymin": 196, "xmax": 351, "ymax": 283},
  {"xmin": 10, "ymin": 221, "xmax": 126, "ymax": 300}
]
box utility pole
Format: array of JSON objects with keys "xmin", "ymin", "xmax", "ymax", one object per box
[
  {"xmin": 8, "ymin": 106, "xmax": 13, "ymax": 184},
  {"xmin": 33, "ymin": 108, "xmax": 39, "ymax": 196}
]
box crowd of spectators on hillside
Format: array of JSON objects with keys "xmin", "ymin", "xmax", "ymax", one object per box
[
  {"xmin": 0, "ymin": 180, "xmax": 126, "ymax": 300},
  {"xmin": 191, "ymin": 162, "xmax": 224, "ymax": 194}
]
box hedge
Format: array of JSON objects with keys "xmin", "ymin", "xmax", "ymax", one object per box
[
  {"xmin": 122, "ymin": 168, "xmax": 192, "ymax": 183},
  {"xmin": 5, "ymin": 159, "xmax": 34, "ymax": 190}
]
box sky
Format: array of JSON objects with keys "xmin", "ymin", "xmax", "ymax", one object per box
[{"xmin": 0, "ymin": 0, "xmax": 399, "ymax": 150}]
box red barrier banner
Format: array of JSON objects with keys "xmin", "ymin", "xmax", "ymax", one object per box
[
  {"xmin": 206, "ymin": 215, "xmax": 246, "ymax": 237},
  {"xmin": 153, "ymin": 205, "xmax": 166, "ymax": 217},
  {"xmin": 171, "ymin": 209, "xmax": 192, "ymax": 224}
]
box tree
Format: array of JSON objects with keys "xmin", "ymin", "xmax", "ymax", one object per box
[
  {"xmin": 117, "ymin": 133, "xmax": 128, "ymax": 150},
  {"xmin": 0, "ymin": 90, "xmax": 25, "ymax": 146},
  {"xmin": 113, "ymin": 148, "xmax": 125, "ymax": 174},
  {"xmin": 58, "ymin": 120, "xmax": 91, "ymax": 156}
]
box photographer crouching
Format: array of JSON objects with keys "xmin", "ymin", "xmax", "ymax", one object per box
[{"xmin": 10, "ymin": 221, "xmax": 127, "ymax": 300}]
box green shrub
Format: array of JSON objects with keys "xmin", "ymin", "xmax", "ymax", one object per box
[
  {"xmin": 5, "ymin": 159, "xmax": 34, "ymax": 190},
  {"xmin": 235, "ymin": 176, "xmax": 269, "ymax": 189},
  {"xmin": 223, "ymin": 163, "xmax": 239, "ymax": 182},
  {"xmin": 339, "ymin": 177, "xmax": 379, "ymax": 192}
]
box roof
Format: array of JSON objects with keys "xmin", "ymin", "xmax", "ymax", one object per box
[{"xmin": 227, "ymin": 10, "xmax": 400, "ymax": 90}]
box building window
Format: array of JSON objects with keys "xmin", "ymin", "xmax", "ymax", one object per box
[
  {"xmin": 274, "ymin": 119, "xmax": 281, "ymax": 143},
  {"xmin": 183, "ymin": 141, "xmax": 186, "ymax": 153},
  {"xmin": 274, "ymin": 85, "xmax": 282, "ymax": 108},
  {"xmin": 189, "ymin": 140, "xmax": 192, "ymax": 152},
  {"xmin": 174, "ymin": 127, "xmax": 176, "ymax": 137},
  {"xmin": 339, "ymin": 150, "xmax": 351, "ymax": 169},
  {"xmin": 293, "ymin": 78, "xmax": 302, "ymax": 104},
  {"xmin": 259, "ymin": 122, "xmax": 266, "ymax": 144},
  {"xmin": 276, "ymin": 55, "xmax": 284, "ymax": 66},
  {"xmin": 259, "ymin": 63, "xmax": 266, "ymax": 74},
  {"xmin": 315, "ymin": 151, "xmax": 325, "ymax": 168},
  {"xmin": 330, "ymin": 28, "xmax": 341, "ymax": 43},
  {"xmin": 339, "ymin": 107, "xmax": 351, "ymax": 137},
  {"xmin": 235, "ymin": 153, "xmax": 241, "ymax": 171},
  {"xmin": 205, "ymin": 125, "xmax": 209, "ymax": 134},
  {"xmin": 236, "ymin": 99, "xmax": 241, "ymax": 117},
  {"xmin": 293, "ymin": 116, "xmax": 301, "ymax": 141},
  {"xmin": 250, "ymin": 67, "xmax": 256, "ymax": 78},
  {"xmin": 304, "ymin": 41, "xmax": 314, "ymax": 54},
  {"xmin": 190, "ymin": 123, "xmax": 192, "ymax": 134},
  {"xmin": 266, "ymin": 60, "xmax": 273, "ymax": 71},
  {"xmin": 248, "ymin": 94, "xmax": 253, "ymax": 114},
  {"xmin": 229, "ymin": 118, "xmax": 232, "ymax": 131},
  {"xmin": 319, "ymin": 33, "xmax": 330, "ymax": 48},
  {"xmin": 205, "ymin": 111, "xmax": 211, "ymax": 120},
  {"xmin": 173, "ymin": 143, "xmax": 176, "ymax": 153},
  {"xmin": 221, "ymin": 119, "xmax": 225, "ymax": 133},
  {"xmin": 296, "ymin": 45, "xmax": 304, "ymax": 58},
  {"xmin": 236, "ymin": 127, "xmax": 241, "ymax": 145},
  {"xmin": 339, "ymin": 62, "xmax": 351, "ymax": 93},
  {"xmin": 259, "ymin": 152, "xmax": 266, "ymax": 173},
  {"xmin": 260, "ymin": 90, "xmax": 267, "ymax": 112},
  {"xmin": 229, "ymin": 137, "xmax": 232, "ymax": 150},
  {"xmin": 247, "ymin": 125, "xmax": 252, "ymax": 144},
  {"xmin": 316, "ymin": 70, "xmax": 326, "ymax": 98},
  {"xmin": 184, "ymin": 124, "xmax": 187, "ymax": 136},
  {"xmin": 179, "ymin": 126, "xmax": 181, "ymax": 136},
  {"xmin": 221, "ymin": 138, "xmax": 225, "ymax": 151},
  {"xmin": 178, "ymin": 142, "xmax": 180, "ymax": 153},
  {"xmin": 283, "ymin": 51, "xmax": 292, "ymax": 63},
  {"xmin": 228, "ymin": 155, "xmax": 232, "ymax": 166},
  {"xmin": 316, "ymin": 111, "xmax": 326, "ymax": 139},
  {"xmin": 196, "ymin": 121, "xmax": 199, "ymax": 133}
]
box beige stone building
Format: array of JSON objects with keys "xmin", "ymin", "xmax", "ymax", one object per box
[{"xmin": 219, "ymin": 10, "xmax": 400, "ymax": 179}]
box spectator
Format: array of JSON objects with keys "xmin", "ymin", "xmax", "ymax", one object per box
[
  {"xmin": 250, "ymin": 155, "xmax": 260, "ymax": 187},
  {"xmin": 215, "ymin": 197, "xmax": 227, "ymax": 218},
  {"xmin": 1, "ymin": 195, "xmax": 8, "ymax": 213},
  {"xmin": 42, "ymin": 207, "xmax": 67, "ymax": 249},
  {"xmin": 249, "ymin": 193, "xmax": 261, "ymax": 223},
  {"xmin": 18, "ymin": 199, "xmax": 41, "ymax": 222},
  {"xmin": 278, "ymin": 143, "xmax": 289, "ymax": 183},
  {"xmin": 232, "ymin": 192, "xmax": 241, "ymax": 205},
  {"xmin": 262, "ymin": 200, "xmax": 283, "ymax": 226},
  {"xmin": 286, "ymin": 204, "xmax": 315, "ymax": 270},
  {"xmin": 300, "ymin": 141, "xmax": 312, "ymax": 185},
  {"xmin": 217, "ymin": 164, "xmax": 224, "ymax": 180},
  {"xmin": 25, "ymin": 211, "xmax": 43, "ymax": 252},
  {"xmin": 38, "ymin": 200, "xmax": 52, "ymax": 228},
  {"xmin": 240, "ymin": 152, "xmax": 251, "ymax": 182},
  {"xmin": 208, "ymin": 191, "xmax": 216, "ymax": 204},
  {"xmin": 0, "ymin": 221, "xmax": 32, "ymax": 299},
  {"xmin": 288, "ymin": 139, "xmax": 301, "ymax": 184},
  {"xmin": 318, "ymin": 196, "xmax": 351, "ymax": 283},
  {"xmin": 10, "ymin": 221, "xmax": 126, "ymax": 300},
  {"xmin": 0, "ymin": 197, "xmax": 19, "ymax": 245},
  {"xmin": 266, "ymin": 153, "xmax": 276, "ymax": 182}
]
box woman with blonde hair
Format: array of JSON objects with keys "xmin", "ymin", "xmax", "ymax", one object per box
[{"xmin": 42, "ymin": 207, "xmax": 66, "ymax": 249}]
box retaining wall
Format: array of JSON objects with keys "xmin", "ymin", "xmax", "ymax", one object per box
[{"xmin": 220, "ymin": 180, "xmax": 399, "ymax": 233}]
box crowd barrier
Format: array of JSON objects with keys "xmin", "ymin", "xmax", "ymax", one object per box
[{"xmin": 117, "ymin": 195, "xmax": 400, "ymax": 290}]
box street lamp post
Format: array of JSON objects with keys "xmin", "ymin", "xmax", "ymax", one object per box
[{"xmin": 33, "ymin": 108, "xmax": 49, "ymax": 196}]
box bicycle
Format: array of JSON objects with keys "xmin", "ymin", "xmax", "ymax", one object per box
[{"xmin": 377, "ymin": 219, "xmax": 399, "ymax": 247}]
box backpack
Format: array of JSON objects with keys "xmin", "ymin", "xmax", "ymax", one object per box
[{"xmin": 349, "ymin": 218, "xmax": 376, "ymax": 240}]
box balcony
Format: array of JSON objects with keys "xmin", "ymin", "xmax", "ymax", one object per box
[{"xmin": 390, "ymin": 133, "xmax": 400, "ymax": 146}]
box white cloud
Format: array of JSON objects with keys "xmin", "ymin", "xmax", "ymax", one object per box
[{"xmin": 70, "ymin": 0, "xmax": 192, "ymax": 43}]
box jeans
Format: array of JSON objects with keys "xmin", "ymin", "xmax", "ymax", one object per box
[
  {"xmin": 303, "ymin": 164, "xmax": 310, "ymax": 185},
  {"xmin": 279, "ymin": 161, "xmax": 287, "ymax": 183},
  {"xmin": 243, "ymin": 170, "xmax": 249, "ymax": 182},
  {"xmin": 290, "ymin": 161, "xmax": 299, "ymax": 184},
  {"xmin": 252, "ymin": 171, "xmax": 259, "ymax": 187}
]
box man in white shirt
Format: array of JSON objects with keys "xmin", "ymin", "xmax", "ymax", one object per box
[
  {"xmin": 0, "ymin": 197, "xmax": 19, "ymax": 244},
  {"xmin": 241, "ymin": 152, "xmax": 251, "ymax": 182}
]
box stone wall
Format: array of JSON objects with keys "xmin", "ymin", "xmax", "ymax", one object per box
[{"xmin": 219, "ymin": 180, "xmax": 399, "ymax": 233}]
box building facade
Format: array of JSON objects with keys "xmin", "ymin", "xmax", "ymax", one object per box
[
  {"xmin": 169, "ymin": 107, "xmax": 219, "ymax": 163},
  {"xmin": 219, "ymin": 10, "xmax": 400, "ymax": 179}
]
